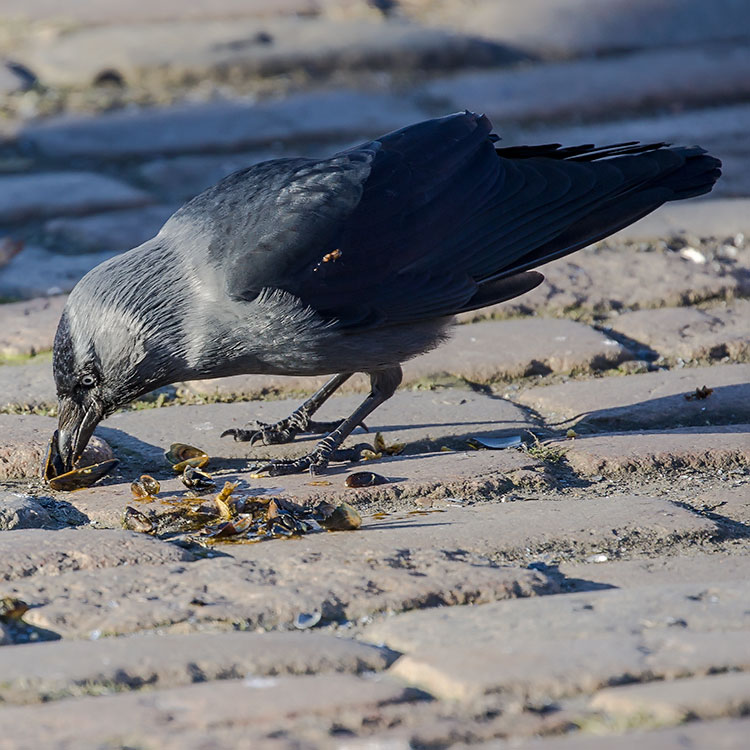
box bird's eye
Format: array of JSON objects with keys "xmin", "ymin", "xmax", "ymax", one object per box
[{"xmin": 80, "ymin": 374, "xmax": 97, "ymax": 388}]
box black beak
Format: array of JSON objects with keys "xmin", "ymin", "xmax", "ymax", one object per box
[{"xmin": 55, "ymin": 398, "xmax": 103, "ymax": 473}]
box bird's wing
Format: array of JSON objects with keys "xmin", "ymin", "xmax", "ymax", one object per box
[{"xmin": 207, "ymin": 111, "xmax": 713, "ymax": 328}]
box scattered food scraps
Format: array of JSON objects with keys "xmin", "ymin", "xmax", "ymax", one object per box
[
  {"xmin": 181, "ymin": 464, "xmax": 215, "ymax": 491},
  {"xmin": 685, "ymin": 385, "xmax": 714, "ymax": 401}
]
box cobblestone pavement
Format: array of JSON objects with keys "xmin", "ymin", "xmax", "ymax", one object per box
[{"xmin": 0, "ymin": 1, "xmax": 749, "ymax": 748}]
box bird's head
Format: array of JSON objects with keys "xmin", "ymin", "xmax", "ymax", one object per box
[{"xmin": 51, "ymin": 247, "xmax": 190, "ymax": 472}]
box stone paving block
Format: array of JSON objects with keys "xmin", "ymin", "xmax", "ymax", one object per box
[
  {"xmin": 16, "ymin": 17, "xmax": 521, "ymax": 88},
  {"xmin": 484, "ymin": 717, "xmax": 750, "ymax": 750},
  {"xmin": 0, "ymin": 0, "xmax": 318, "ymax": 24},
  {"xmin": 0, "ymin": 527, "xmax": 194, "ymax": 581},
  {"xmin": 137, "ymin": 150, "xmax": 282, "ymax": 201},
  {"xmin": 0, "ymin": 172, "xmax": 152, "ymax": 223},
  {"xmin": 43, "ymin": 204, "xmax": 176, "ymax": 255},
  {"xmin": 551, "ymin": 425, "xmax": 750, "ymax": 477},
  {"xmin": 181, "ymin": 318, "xmax": 633, "ymax": 400},
  {"xmin": 0, "ymin": 295, "xmax": 66, "ymax": 358},
  {"xmin": 686, "ymin": 484, "xmax": 750, "ymax": 526},
  {"xmin": 422, "ymin": 44, "xmax": 750, "ymax": 124},
  {"xmin": 514, "ymin": 363, "xmax": 750, "ymax": 431},
  {"xmin": 590, "ymin": 671, "xmax": 750, "ymax": 724},
  {"xmin": 608, "ymin": 300, "xmax": 750, "ymax": 363},
  {"xmin": 461, "ymin": 240, "xmax": 750, "ymax": 321},
  {"xmin": 0, "ymin": 413, "xmax": 115, "ymax": 480},
  {"xmin": 0, "ymin": 672, "xmax": 418, "ymax": 749},
  {"xmin": 363, "ymin": 580, "xmax": 750, "ymax": 701},
  {"xmin": 0, "ymin": 359, "xmax": 56, "ymax": 409},
  {"xmin": 0, "ymin": 630, "xmax": 394, "ymax": 704},
  {"xmin": 98, "ymin": 390, "xmax": 534, "ymax": 464},
  {"xmin": 0, "ymin": 245, "xmax": 117, "ymax": 300},
  {"xmin": 615, "ymin": 198, "xmax": 750, "ymax": 241},
  {"xmin": 409, "ymin": 0, "xmax": 750, "ymax": 59},
  {"xmin": 6, "ymin": 497, "xmax": 711, "ymax": 637},
  {"xmin": 0, "ymin": 493, "xmax": 53, "ymax": 530},
  {"xmin": 20, "ymin": 90, "xmax": 425, "ymax": 159},
  {"xmin": 558, "ymin": 552, "xmax": 750, "ymax": 592}
]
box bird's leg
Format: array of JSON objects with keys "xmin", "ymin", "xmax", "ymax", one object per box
[
  {"xmin": 221, "ymin": 372, "xmax": 354, "ymax": 445},
  {"xmin": 251, "ymin": 367, "xmax": 402, "ymax": 476}
]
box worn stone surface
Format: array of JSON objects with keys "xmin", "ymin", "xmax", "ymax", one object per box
[
  {"xmin": 422, "ymin": 44, "xmax": 750, "ymax": 124},
  {"xmin": 0, "ymin": 413, "xmax": 115, "ymax": 480},
  {"xmin": 97, "ymin": 390, "xmax": 534, "ymax": 465},
  {"xmin": 462, "ymin": 239, "xmax": 750, "ymax": 321},
  {"xmin": 615, "ymin": 197, "xmax": 750, "ymax": 241},
  {"xmin": 0, "ymin": 245, "xmax": 117, "ymax": 300},
  {"xmin": 0, "ymin": 295, "xmax": 66, "ymax": 358},
  {"xmin": 20, "ymin": 90, "xmax": 425, "ymax": 158},
  {"xmin": 0, "ymin": 359, "xmax": 56, "ymax": 409},
  {"xmin": 137, "ymin": 150, "xmax": 282, "ymax": 201},
  {"xmin": 559, "ymin": 552, "xmax": 750, "ymax": 592},
  {"xmin": 411, "ymin": 0, "xmax": 750, "ymax": 59},
  {"xmin": 485, "ymin": 718, "xmax": 750, "ymax": 749},
  {"xmin": 0, "ymin": 0, "xmax": 318, "ymax": 24},
  {"xmin": 0, "ymin": 493, "xmax": 53, "ymax": 530},
  {"xmin": 43, "ymin": 204, "xmax": 176, "ymax": 255},
  {"xmin": 0, "ymin": 672, "xmax": 418, "ymax": 749},
  {"xmin": 0, "ymin": 172, "xmax": 151, "ymax": 223},
  {"xmin": 6, "ymin": 508, "xmax": 562, "ymax": 636},
  {"xmin": 514, "ymin": 363, "xmax": 750, "ymax": 431},
  {"xmin": 181, "ymin": 318, "xmax": 632, "ymax": 401},
  {"xmin": 16, "ymin": 17, "xmax": 522, "ymax": 88},
  {"xmin": 590, "ymin": 671, "xmax": 750, "ymax": 724},
  {"xmin": 552, "ymin": 425, "xmax": 750, "ymax": 477},
  {"xmin": 0, "ymin": 527, "xmax": 194, "ymax": 581},
  {"xmin": 0, "ymin": 630, "xmax": 394, "ymax": 704},
  {"xmin": 363, "ymin": 579, "xmax": 750, "ymax": 701},
  {"xmin": 609, "ymin": 300, "xmax": 750, "ymax": 363},
  {"xmin": 684, "ymin": 484, "xmax": 750, "ymax": 526}
]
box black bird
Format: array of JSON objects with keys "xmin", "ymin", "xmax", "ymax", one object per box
[{"xmin": 51, "ymin": 111, "xmax": 720, "ymax": 476}]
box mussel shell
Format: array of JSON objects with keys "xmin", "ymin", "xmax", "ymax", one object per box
[
  {"xmin": 319, "ymin": 502, "xmax": 362, "ymax": 530},
  {"xmin": 172, "ymin": 456, "xmax": 209, "ymax": 473},
  {"xmin": 122, "ymin": 506, "xmax": 155, "ymax": 533},
  {"xmin": 47, "ymin": 459, "xmax": 119, "ymax": 491},
  {"xmin": 140, "ymin": 475, "xmax": 161, "ymax": 495},
  {"xmin": 130, "ymin": 481, "xmax": 150, "ymax": 499},
  {"xmin": 181, "ymin": 464, "xmax": 214, "ymax": 490},
  {"xmin": 42, "ymin": 430, "xmax": 66, "ymax": 481},
  {"xmin": 344, "ymin": 471, "xmax": 388, "ymax": 488},
  {"xmin": 165, "ymin": 443, "xmax": 208, "ymax": 467}
]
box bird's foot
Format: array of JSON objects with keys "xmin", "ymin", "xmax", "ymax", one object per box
[
  {"xmin": 221, "ymin": 417, "xmax": 348, "ymax": 446},
  {"xmin": 249, "ymin": 443, "xmax": 371, "ymax": 477}
]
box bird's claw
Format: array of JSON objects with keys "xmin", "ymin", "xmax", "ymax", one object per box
[
  {"xmin": 249, "ymin": 446, "xmax": 363, "ymax": 477},
  {"xmin": 221, "ymin": 417, "xmax": 365, "ymax": 446}
]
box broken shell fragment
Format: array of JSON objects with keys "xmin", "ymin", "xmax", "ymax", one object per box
[
  {"xmin": 165, "ymin": 443, "xmax": 209, "ymax": 472},
  {"xmin": 131, "ymin": 474, "xmax": 161, "ymax": 499},
  {"xmin": 42, "ymin": 431, "xmax": 118, "ymax": 490},
  {"xmin": 215, "ymin": 481, "xmax": 240, "ymax": 519},
  {"xmin": 123, "ymin": 506, "xmax": 155, "ymax": 533},
  {"xmin": 345, "ymin": 471, "xmax": 388, "ymax": 488},
  {"xmin": 181, "ymin": 464, "xmax": 215, "ymax": 491},
  {"xmin": 47, "ymin": 459, "xmax": 119, "ymax": 491},
  {"xmin": 294, "ymin": 611, "xmax": 322, "ymax": 630},
  {"xmin": 319, "ymin": 502, "xmax": 362, "ymax": 531}
]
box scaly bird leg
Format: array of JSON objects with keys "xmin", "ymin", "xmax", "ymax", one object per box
[
  {"xmin": 251, "ymin": 367, "xmax": 402, "ymax": 476},
  {"xmin": 221, "ymin": 372, "xmax": 355, "ymax": 445}
]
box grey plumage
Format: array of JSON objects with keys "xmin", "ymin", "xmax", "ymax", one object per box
[{"xmin": 51, "ymin": 111, "xmax": 721, "ymax": 476}]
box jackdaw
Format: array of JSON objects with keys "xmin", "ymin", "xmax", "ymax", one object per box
[{"xmin": 51, "ymin": 111, "xmax": 720, "ymax": 476}]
